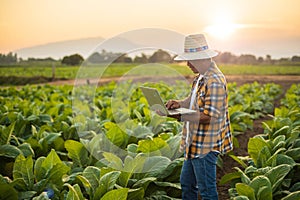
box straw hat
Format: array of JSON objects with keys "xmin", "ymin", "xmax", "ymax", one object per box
[{"xmin": 174, "ymin": 34, "xmax": 218, "ymax": 61}]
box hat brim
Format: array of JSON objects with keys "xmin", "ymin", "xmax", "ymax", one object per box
[{"xmin": 174, "ymin": 50, "xmax": 218, "ymax": 61}]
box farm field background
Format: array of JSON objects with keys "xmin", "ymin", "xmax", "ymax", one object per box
[
  {"xmin": 1, "ymin": 62, "xmax": 300, "ymax": 86},
  {"xmin": 0, "ymin": 62, "xmax": 300, "ymax": 200}
]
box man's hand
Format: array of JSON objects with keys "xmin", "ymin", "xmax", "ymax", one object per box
[
  {"xmin": 156, "ymin": 109, "xmax": 181, "ymax": 121},
  {"xmin": 165, "ymin": 100, "xmax": 180, "ymax": 110},
  {"xmin": 170, "ymin": 113, "xmax": 182, "ymax": 121}
]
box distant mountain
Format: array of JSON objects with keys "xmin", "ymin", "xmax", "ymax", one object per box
[
  {"xmin": 12, "ymin": 27, "xmax": 300, "ymax": 60},
  {"xmin": 14, "ymin": 36, "xmax": 145, "ymax": 60},
  {"xmin": 14, "ymin": 37, "xmax": 104, "ymax": 59},
  {"xmin": 14, "ymin": 29, "xmax": 185, "ymax": 60}
]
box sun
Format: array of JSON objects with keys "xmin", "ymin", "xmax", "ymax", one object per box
[{"xmin": 204, "ymin": 14, "xmax": 239, "ymax": 39}]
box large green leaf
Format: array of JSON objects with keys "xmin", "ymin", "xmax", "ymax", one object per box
[
  {"xmin": 137, "ymin": 137, "xmax": 167, "ymax": 155},
  {"xmin": 248, "ymin": 137, "xmax": 271, "ymax": 166},
  {"xmin": 219, "ymin": 171, "xmax": 242, "ymax": 185},
  {"xmin": 76, "ymin": 175, "xmax": 92, "ymax": 197},
  {"xmin": 0, "ymin": 122, "xmax": 15, "ymax": 145},
  {"xmin": 142, "ymin": 156, "xmax": 171, "ymax": 177},
  {"xmin": 161, "ymin": 135, "xmax": 181, "ymax": 159},
  {"xmin": 257, "ymin": 186, "xmax": 272, "ymax": 200},
  {"xmin": 0, "ymin": 183, "xmax": 18, "ymax": 200},
  {"xmin": 21, "ymin": 191, "xmax": 40, "ymax": 200},
  {"xmin": 100, "ymin": 188, "xmax": 128, "ymax": 200},
  {"xmin": 271, "ymin": 135, "xmax": 286, "ymax": 149},
  {"xmin": 47, "ymin": 163, "xmax": 70, "ymax": 187},
  {"xmin": 102, "ymin": 152, "xmax": 123, "ymax": 171},
  {"xmin": 233, "ymin": 196, "xmax": 250, "ymax": 200},
  {"xmin": 18, "ymin": 143, "xmax": 35, "ymax": 157},
  {"xmin": 265, "ymin": 148, "xmax": 286, "ymax": 166},
  {"xmin": 118, "ymin": 154, "xmax": 146, "ymax": 187},
  {"xmin": 0, "ymin": 144, "xmax": 22, "ymax": 158},
  {"xmin": 285, "ymin": 147, "xmax": 300, "ymax": 160},
  {"xmin": 36, "ymin": 149, "xmax": 70, "ymax": 188},
  {"xmin": 235, "ymin": 183, "xmax": 255, "ymax": 200},
  {"xmin": 154, "ymin": 181, "xmax": 181, "ymax": 190},
  {"xmin": 82, "ymin": 166, "xmax": 101, "ymax": 192},
  {"xmin": 257, "ymin": 145, "xmax": 271, "ymax": 167},
  {"xmin": 127, "ymin": 187, "xmax": 144, "ymax": 200},
  {"xmin": 38, "ymin": 132, "xmax": 61, "ymax": 146},
  {"xmin": 265, "ymin": 164, "xmax": 291, "ymax": 192},
  {"xmin": 132, "ymin": 124, "xmax": 154, "ymax": 139},
  {"xmin": 132, "ymin": 177, "xmax": 156, "ymax": 191},
  {"xmin": 105, "ymin": 122, "xmax": 129, "ymax": 149},
  {"xmin": 64, "ymin": 140, "xmax": 89, "ymax": 167},
  {"xmin": 229, "ymin": 154, "xmax": 248, "ymax": 169},
  {"xmin": 41, "ymin": 149, "xmax": 61, "ymax": 171},
  {"xmin": 12, "ymin": 154, "xmax": 34, "ymax": 190},
  {"xmin": 65, "ymin": 183, "xmax": 85, "ymax": 200},
  {"xmin": 235, "ymin": 167, "xmax": 251, "ymax": 185},
  {"xmin": 156, "ymin": 158, "xmax": 183, "ymax": 181},
  {"xmin": 282, "ymin": 191, "xmax": 300, "ymax": 200},
  {"xmin": 94, "ymin": 171, "xmax": 121, "ymax": 199},
  {"xmin": 249, "ymin": 176, "xmax": 272, "ymax": 200}
]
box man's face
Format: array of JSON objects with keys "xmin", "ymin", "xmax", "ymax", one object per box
[
  {"xmin": 187, "ymin": 59, "xmax": 211, "ymax": 74},
  {"xmin": 187, "ymin": 61, "xmax": 199, "ymax": 73}
]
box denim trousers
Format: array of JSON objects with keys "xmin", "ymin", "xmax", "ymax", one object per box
[{"xmin": 180, "ymin": 151, "xmax": 219, "ymax": 200}]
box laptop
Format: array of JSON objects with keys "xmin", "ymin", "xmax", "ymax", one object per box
[{"xmin": 140, "ymin": 86, "xmax": 196, "ymax": 116}]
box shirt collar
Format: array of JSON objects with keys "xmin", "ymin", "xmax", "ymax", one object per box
[{"xmin": 203, "ymin": 61, "xmax": 217, "ymax": 77}]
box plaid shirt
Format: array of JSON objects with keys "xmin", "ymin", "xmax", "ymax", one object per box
[{"xmin": 181, "ymin": 62, "xmax": 233, "ymax": 159}]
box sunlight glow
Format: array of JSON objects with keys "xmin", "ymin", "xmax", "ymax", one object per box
[{"xmin": 204, "ymin": 13, "xmax": 241, "ymax": 39}]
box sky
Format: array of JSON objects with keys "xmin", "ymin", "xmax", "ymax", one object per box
[{"xmin": 1, "ymin": 0, "xmax": 300, "ymax": 58}]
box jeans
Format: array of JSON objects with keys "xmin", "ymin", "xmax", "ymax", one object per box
[{"xmin": 180, "ymin": 151, "xmax": 219, "ymax": 200}]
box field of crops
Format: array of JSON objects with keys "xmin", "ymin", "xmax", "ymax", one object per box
[
  {"xmin": 0, "ymin": 77, "xmax": 299, "ymax": 199},
  {"xmin": 1, "ymin": 63, "xmax": 300, "ymax": 80}
]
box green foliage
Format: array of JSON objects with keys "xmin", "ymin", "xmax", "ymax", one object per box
[
  {"xmin": 61, "ymin": 54, "xmax": 84, "ymax": 66},
  {"xmin": 2, "ymin": 63, "xmax": 300, "ymax": 85},
  {"xmin": 0, "ymin": 80, "xmax": 299, "ymax": 199},
  {"xmin": 225, "ymin": 83, "xmax": 300, "ymax": 200}
]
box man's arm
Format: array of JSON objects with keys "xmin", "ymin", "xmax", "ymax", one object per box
[
  {"xmin": 166, "ymin": 95, "xmax": 191, "ymax": 109},
  {"xmin": 173, "ymin": 110, "xmax": 211, "ymax": 124}
]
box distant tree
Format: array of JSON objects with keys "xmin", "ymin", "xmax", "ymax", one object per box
[
  {"xmin": 279, "ymin": 58, "xmax": 289, "ymax": 62},
  {"xmin": 257, "ymin": 56, "xmax": 264, "ymax": 64},
  {"xmin": 215, "ymin": 52, "xmax": 237, "ymax": 63},
  {"xmin": 133, "ymin": 53, "xmax": 148, "ymax": 63},
  {"xmin": 0, "ymin": 52, "xmax": 17, "ymax": 64},
  {"xmin": 27, "ymin": 57, "xmax": 56, "ymax": 62},
  {"xmin": 291, "ymin": 55, "xmax": 300, "ymax": 62},
  {"xmin": 237, "ymin": 54, "xmax": 257, "ymax": 65},
  {"xmin": 265, "ymin": 54, "xmax": 274, "ymax": 64},
  {"xmin": 149, "ymin": 49, "xmax": 171, "ymax": 63},
  {"xmin": 114, "ymin": 53, "xmax": 132, "ymax": 63},
  {"xmin": 87, "ymin": 50, "xmax": 125, "ymax": 63},
  {"xmin": 61, "ymin": 54, "xmax": 84, "ymax": 66},
  {"xmin": 87, "ymin": 52, "xmax": 103, "ymax": 63}
]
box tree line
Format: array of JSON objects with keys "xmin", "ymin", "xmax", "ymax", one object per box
[
  {"xmin": 1, "ymin": 51, "xmax": 300, "ymax": 66},
  {"xmin": 62, "ymin": 50, "xmax": 300, "ymax": 66},
  {"xmin": 0, "ymin": 52, "xmax": 17, "ymax": 64}
]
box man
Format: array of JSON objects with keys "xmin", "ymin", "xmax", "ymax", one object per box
[{"xmin": 166, "ymin": 34, "xmax": 233, "ymax": 200}]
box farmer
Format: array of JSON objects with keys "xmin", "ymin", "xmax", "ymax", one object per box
[{"xmin": 166, "ymin": 34, "xmax": 233, "ymax": 200}]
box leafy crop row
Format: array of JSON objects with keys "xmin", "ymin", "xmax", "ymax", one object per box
[
  {"xmin": 0, "ymin": 81, "xmax": 285, "ymax": 199},
  {"xmin": 222, "ymin": 84, "xmax": 300, "ymax": 200}
]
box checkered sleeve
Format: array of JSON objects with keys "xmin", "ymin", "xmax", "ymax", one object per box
[{"xmin": 203, "ymin": 82, "xmax": 226, "ymax": 118}]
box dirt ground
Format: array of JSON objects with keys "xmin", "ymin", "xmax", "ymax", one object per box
[{"xmin": 49, "ymin": 75, "xmax": 300, "ymax": 200}]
